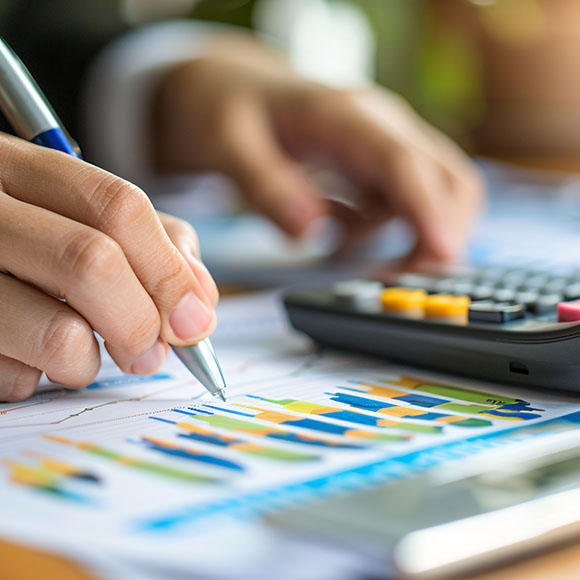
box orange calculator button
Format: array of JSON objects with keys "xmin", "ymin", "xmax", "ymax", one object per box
[
  {"xmin": 381, "ymin": 288, "xmax": 427, "ymax": 313},
  {"xmin": 424, "ymin": 294, "xmax": 470, "ymax": 318}
]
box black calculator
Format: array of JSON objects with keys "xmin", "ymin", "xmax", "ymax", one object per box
[{"xmin": 283, "ymin": 266, "xmax": 580, "ymax": 391}]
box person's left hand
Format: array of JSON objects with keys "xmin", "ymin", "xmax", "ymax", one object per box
[{"xmin": 153, "ymin": 34, "xmax": 483, "ymax": 264}]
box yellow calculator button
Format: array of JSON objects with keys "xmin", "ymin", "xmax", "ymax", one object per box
[
  {"xmin": 424, "ymin": 294, "xmax": 470, "ymax": 318},
  {"xmin": 381, "ymin": 288, "xmax": 427, "ymax": 312}
]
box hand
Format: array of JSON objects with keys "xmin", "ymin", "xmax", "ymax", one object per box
[
  {"xmin": 154, "ymin": 35, "xmax": 483, "ymax": 264},
  {"xmin": 0, "ymin": 135, "xmax": 218, "ymax": 402}
]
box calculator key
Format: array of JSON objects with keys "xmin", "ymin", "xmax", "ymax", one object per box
[
  {"xmin": 450, "ymin": 281, "xmax": 474, "ymax": 295},
  {"xmin": 396, "ymin": 273, "xmax": 437, "ymax": 292},
  {"xmin": 563, "ymin": 283, "xmax": 580, "ymax": 301},
  {"xmin": 470, "ymin": 286, "xmax": 494, "ymax": 301},
  {"xmin": 424, "ymin": 294, "xmax": 470, "ymax": 323},
  {"xmin": 514, "ymin": 291, "xmax": 540, "ymax": 306},
  {"xmin": 558, "ymin": 300, "xmax": 580, "ymax": 322},
  {"xmin": 469, "ymin": 302, "xmax": 526, "ymax": 323},
  {"xmin": 497, "ymin": 279, "xmax": 523, "ymax": 290},
  {"xmin": 381, "ymin": 288, "xmax": 426, "ymax": 316},
  {"xmin": 493, "ymin": 288, "xmax": 516, "ymax": 302},
  {"xmin": 433, "ymin": 278, "xmax": 455, "ymax": 293},
  {"xmin": 334, "ymin": 279, "xmax": 382, "ymax": 294},
  {"xmin": 501, "ymin": 270, "xmax": 528, "ymax": 287},
  {"xmin": 524, "ymin": 275, "xmax": 549, "ymax": 290},
  {"xmin": 542, "ymin": 278, "xmax": 568, "ymax": 294},
  {"xmin": 528, "ymin": 293, "xmax": 562, "ymax": 314},
  {"xmin": 333, "ymin": 279, "xmax": 383, "ymax": 312}
]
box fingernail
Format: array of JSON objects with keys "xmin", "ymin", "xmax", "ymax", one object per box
[
  {"xmin": 131, "ymin": 338, "xmax": 166, "ymax": 375},
  {"xmin": 170, "ymin": 291, "xmax": 213, "ymax": 340}
]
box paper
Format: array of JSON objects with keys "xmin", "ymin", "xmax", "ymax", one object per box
[{"xmin": 1, "ymin": 292, "xmax": 580, "ymax": 579}]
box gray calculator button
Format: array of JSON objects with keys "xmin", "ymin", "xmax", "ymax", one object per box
[
  {"xmin": 396, "ymin": 273, "xmax": 437, "ymax": 291},
  {"xmin": 542, "ymin": 277, "xmax": 568, "ymax": 294},
  {"xmin": 470, "ymin": 286, "xmax": 494, "ymax": 300},
  {"xmin": 563, "ymin": 284, "xmax": 580, "ymax": 301},
  {"xmin": 493, "ymin": 288, "xmax": 516, "ymax": 302},
  {"xmin": 525, "ymin": 275, "xmax": 549, "ymax": 289},
  {"xmin": 515, "ymin": 291, "xmax": 540, "ymax": 306},
  {"xmin": 529, "ymin": 293, "xmax": 562, "ymax": 314},
  {"xmin": 333, "ymin": 280, "xmax": 383, "ymax": 312},
  {"xmin": 501, "ymin": 270, "xmax": 528, "ymax": 287},
  {"xmin": 498, "ymin": 278, "xmax": 524, "ymax": 290},
  {"xmin": 468, "ymin": 302, "xmax": 526, "ymax": 323},
  {"xmin": 450, "ymin": 281, "xmax": 474, "ymax": 295},
  {"xmin": 434, "ymin": 278, "xmax": 455, "ymax": 293}
]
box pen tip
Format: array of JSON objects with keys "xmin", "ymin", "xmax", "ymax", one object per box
[{"xmin": 217, "ymin": 390, "xmax": 227, "ymax": 402}]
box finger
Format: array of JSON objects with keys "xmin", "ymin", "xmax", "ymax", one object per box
[
  {"xmin": 218, "ymin": 97, "xmax": 328, "ymax": 237},
  {"xmin": 0, "ymin": 272, "xmax": 100, "ymax": 388},
  {"xmin": 0, "ymin": 193, "xmax": 165, "ymax": 374},
  {"xmin": 157, "ymin": 212, "xmax": 219, "ymax": 307},
  {"xmin": 382, "ymin": 148, "xmax": 459, "ymax": 260},
  {"xmin": 283, "ymin": 90, "xmax": 481, "ymax": 260},
  {"xmin": 419, "ymin": 123, "xmax": 485, "ymax": 244},
  {"xmin": 327, "ymin": 192, "xmax": 395, "ymax": 255},
  {"xmin": 0, "ymin": 135, "xmax": 215, "ymax": 346},
  {"xmin": 436, "ymin": 163, "xmax": 484, "ymax": 257},
  {"xmin": 0, "ymin": 354, "xmax": 42, "ymax": 403}
]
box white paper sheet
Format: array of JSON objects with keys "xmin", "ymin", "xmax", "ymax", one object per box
[{"xmin": 1, "ymin": 292, "xmax": 580, "ymax": 579}]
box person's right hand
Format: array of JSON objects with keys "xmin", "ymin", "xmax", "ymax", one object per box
[
  {"xmin": 154, "ymin": 38, "xmax": 483, "ymax": 266},
  {"xmin": 0, "ymin": 134, "xmax": 218, "ymax": 402}
]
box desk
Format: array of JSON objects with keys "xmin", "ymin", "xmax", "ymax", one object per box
[{"xmin": 4, "ymin": 536, "xmax": 580, "ymax": 579}]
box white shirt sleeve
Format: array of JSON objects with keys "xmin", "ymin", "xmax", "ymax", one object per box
[{"xmin": 81, "ymin": 20, "xmax": 226, "ymax": 190}]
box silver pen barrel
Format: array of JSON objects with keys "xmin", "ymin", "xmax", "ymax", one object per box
[
  {"xmin": 171, "ymin": 339, "xmax": 227, "ymax": 401},
  {"xmin": 0, "ymin": 39, "xmax": 60, "ymax": 138}
]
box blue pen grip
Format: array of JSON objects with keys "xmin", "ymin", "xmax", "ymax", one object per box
[{"xmin": 32, "ymin": 127, "xmax": 79, "ymax": 157}]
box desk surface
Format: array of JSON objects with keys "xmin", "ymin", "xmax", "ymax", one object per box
[{"xmin": 3, "ymin": 536, "xmax": 580, "ymax": 580}]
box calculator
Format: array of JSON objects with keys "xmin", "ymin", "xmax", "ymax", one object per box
[{"xmin": 283, "ymin": 266, "xmax": 580, "ymax": 391}]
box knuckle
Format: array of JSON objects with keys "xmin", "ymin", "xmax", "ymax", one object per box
[
  {"xmin": 158, "ymin": 213, "xmax": 201, "ymax": 257},
  {"xmin": 179, "ymin": 222, "xmax": 200, "ymax": 253},
  {"xmin": 150, "ymin": 253, "xmax": 191, "ymax": 300},
  {"xmin": 1, "ymin": 365, "xmax": 39, "ymax": 403},
  {"xmin": 123, "ymin": 311, "xmax": 161, "ymax": 356},
  {"xmin": 87, "ymin": 175, "xmax": 152, "ymax": 233},
  {"xmin": 386, "ymin": 144, "xmax": 416, "ymax": 173},
  {"xmin": 177, "ymin": 218, "xmax": 198, "ymax": 241},
  {"xmin": 307, "ymin": 85, "xmax": 354, "ymax": 115},
  {"xmin": 165, "ymin": 214, "xmax": 199, "ymax": 241},
  {"xmin": 61, "ymin": 230, "xmax": 125, "ymax": 284},
  {"xmin": 37, "ymin": 310, "xmax": 95, "ymax": 378},
  {"xmin": 0, "ymin": 136, "xmax": 28, "ymax": 190}
]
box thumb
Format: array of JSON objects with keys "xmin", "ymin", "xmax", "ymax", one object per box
[{"xmin": 222, "ymin": 101, "xmax": 327, "ymax": 237}]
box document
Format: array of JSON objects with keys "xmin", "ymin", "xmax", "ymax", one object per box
[{"xmin": 1, "ymin": 292, "xmax": 580, "ymax": 579}]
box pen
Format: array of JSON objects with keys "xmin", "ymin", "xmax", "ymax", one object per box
[{"xmin": 0, "ymin": 38, "xmax": 227, "ymax": 402}]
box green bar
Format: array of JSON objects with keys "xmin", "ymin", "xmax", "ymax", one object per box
[
  {"xmin": 84, "ymin": 448, "xmax": 216, "ymax": 484},
  {"xmin": 246, "ymin": 448, "xmax": 319, "ymax": 461},
  {"xmin": 415, "ymin": 383, "xmax": 521, "ymax": 406}
]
